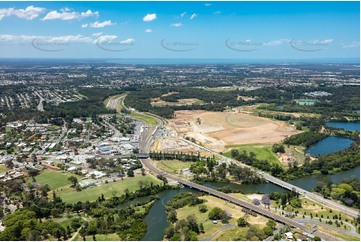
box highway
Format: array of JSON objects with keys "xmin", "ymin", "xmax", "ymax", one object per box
[
  {"xmin": 112, "ymin": 93, "xmax": 359, "ymax": 239},
  {"xmin": 180, "ymin": 137, "xmax": 360, "ymax": 218},
  {"xmin": 141, "ymin": 158, "xmax": 342, "ymax": 241}
]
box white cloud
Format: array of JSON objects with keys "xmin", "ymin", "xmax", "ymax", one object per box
[
  {"xmin": 171, "ymin": 23, "xmax": 183, "ymax": 27},
  {"xmin": 0, "ymin": 34, "xmax": 94, "ymax": 43},
  {"xmin": 95, "ymin": 35, "xmax": 118, "ymax": 43},
  {"xmin": 204, "ymin": 3, "xmax": 212, "ymax": 7},
  {"xmin": 180, "ymin": 11, "xmax": 187, "ymax": 18},
  {"xmin": 190, "ymin": 13, "xmax": 198, "ymax": 20},
  {"xmin": 49, "ymin": 35, "xmax": 94, "ymax": 43},
  {"xmin": 42, "ymin": 9, "xmax": 99, "ymax": 21},
  {"xmin": 120, "ymin": 38, "xmax": 134, "ymax": 44},
  {"xmin": 81, "ymin": 10, "xmax": 98, "ymax": 18},
  {"xmin": 0, "ymin": 6, "xmax": 45, "ymax": 21},
  {"xmin": 145, "ymin": 29, "xmax": 153, "ymax": 33},
  {"xmin": 263, "ymin": 39, "xmax": 290, "ymax": 46},
  {"xmin": 341, "ymin": 41, "xmax": 360, "ymax": 48},
  {"xmin": 214, "ymin": 11, "xmax": 221, "ymax": 15},
  {"xmin": 92, "ymin": 32, "xmax": 103, "ymax": 37},
  {"xmin": 82, "ymin": 20, "xmax": 115, "ymax": 28},
  {"xmin": 143, "ymin": 13, "xmax": 157, "ymax": 22}
]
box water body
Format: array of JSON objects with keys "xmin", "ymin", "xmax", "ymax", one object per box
[
  {"xmin": 326, "ymin": 121, "xmax": 360, "ymax": 132},
  {"xmin": 141, "ymin": 166, "xmax": 360, "ymax": 240},
  {"xmin": 288, "ymin": 166, "xmax": 360, "ymax": 191},
  {"xmin": 305, "ymin": 136, "xmax": 353, "ymax": 157},
  {"xmin": 142, "ymin": 188, "xmax": 194, "ymax": 241}
]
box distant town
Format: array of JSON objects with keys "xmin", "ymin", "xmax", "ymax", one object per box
[{"xmin": 0, "ymin": 60, "xmax": 359, "ymax": 241}]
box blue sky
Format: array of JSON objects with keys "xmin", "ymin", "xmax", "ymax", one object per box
[{"xmin": 0, "ymin": 1, "xmax": 359, "ymax": 59}]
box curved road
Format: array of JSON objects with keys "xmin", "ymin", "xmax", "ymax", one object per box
[
  {"xmin": 294, "ymin": 218, "xmax": 359, "ymax": 238},
  {"xmin": 110, "ymin": 93, "xmax": 359, "ymax": 240},
  {"xmin": 141, "ymin": 159, "xmax": 341, "ymax": 241},
  {"xmin": 180, "ymin": 137, "xmax": 360, "ymax": 218}
]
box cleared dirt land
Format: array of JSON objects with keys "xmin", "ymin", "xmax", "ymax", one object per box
[{"xmin": 169, "ymin": 110, "xmax": 301, "ymax": 152}]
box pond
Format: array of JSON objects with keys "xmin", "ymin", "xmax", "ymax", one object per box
[
  {"xmin": 305, "ymin": 136, "xmax": 353, "ymax": 157},
  {"xmin": 326, "ymin": 121, "xmax": 360, "ymax": 132}
]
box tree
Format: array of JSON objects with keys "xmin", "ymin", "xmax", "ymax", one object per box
[
  {"xmin": 270, "ymin": 192, "xmax": 280, "ymax": 200},
  {"xmin": 187, "ymin": 215, "xmax": 200, "ymax": 234},
  {"xmin": 164, "ymin": 226, "xmax": 175, "ymax": 239},
  {"xmin": 71, "ymin": 218, "xmax": 82, "ymax": 230},
  {"xmin": 266, "ymin": 220, "xmax": 277, "ymax": 230},
  {"xmin": 208, "ymin": 207, "xmax": 222, "ymax": 220},
  {"xmin": 141, "ymin": 168, "xmax": 146, "ymax": 176},
  {"xmin": 199, "ymin": 223, "xmax": 204, "ymax": 233},
  {"xmin": 127, "ymin": 169, "xmax": 134, "ymax": 177},
  {"xmin": 68, "ymin": 176, "xmax": 78, "ymax": 187},
  {"xmin": 168, "ymin": 209, "xmax": 178, "ymax": 223},
  {"xmin": 237, "ymin": 216, "xmax": 249, "ymax": 227},
  {"xmin": 314, "ymin": 236, "xmax": 321, "ymax": 241},
  {"xmin": 186, "ymin": 230, "xmax": 198, "ymax": 241},
  {"xmin": 290, "ymin": 198, "xmax": 302, "ymax": 208},
  {"xmin": 198, "ymin": 204, "xmax": 208, "ymax": 213},
  {"xmin": 272, "ymin": 144, "xmax": 285, "ymax": 153},
  {"xmin": 263, "ymin": 226, "xmax": 273, "ymax": 236}
]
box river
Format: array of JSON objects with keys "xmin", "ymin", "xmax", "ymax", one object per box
[
  {"xmin": 141, "ymin": 165, "xmax": 359, "ymax": 240},
  {"xmin": 141, "ymin": 188, "xmax": 194, "ymax": 241}
]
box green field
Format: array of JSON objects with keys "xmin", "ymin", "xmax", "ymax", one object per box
[
  {"xmin": 0, "ymin": 164, "xmax": 9, "ymax": 173},
  {"xmin": 74, "ymin": 233, "xmax": 120, "ymax": 241},
  {"xmin": 35, "ymin": 170, "xmax": 81, "ymax": 190},
  {"xmin": 295, "ymin": 99, "xmax": 316, "ymax": 106},
  {"xmin": 156, "ymin": 160, "xmax": 195, "ymax": 174},
  {"xmin": 58, "ymin": 175, "xmax": 161, "ymax": 204},
  {"xmin": 130, "ymin": 113, "xmax": 158, "ymax": 125},
  {"xmin": 224, "ymin": 144, "xmax": 283, "ymax": 166}
]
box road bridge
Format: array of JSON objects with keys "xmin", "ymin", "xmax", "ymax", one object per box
[{"xmin": 141, "ymin": 159, "xmax": 343, "ymax": 241}]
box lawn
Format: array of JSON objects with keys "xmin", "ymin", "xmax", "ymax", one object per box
[
  {"xmin": 58, "ymin": 175, "xmax": 161, "ymax": 204},
  {"xmin": 74, "ymin": 233, "xmax": 120, "ymax": 241},
  {"xmin": 176, "ymin": 195, "xmax": 269, "ymax": 240},
  {"xmin": 35, "ymin": 169, "xmax": 81, "ymax": 190},
  {"xmin": 317, "ymin": 225, "xmax": 359, "ymax": 241},
  {"xmin": 224, "ymin": 144, "xmax": 283, "ymax": 166},
  {"xmin": 155, "ymin": 160, "xmax": 195, "ymax": 174},
  {"xmin": 0, "ymin": 164, "xmax": 9, "ymax": 173},
  {"xmin": 130, "ymin": 113, "xmax": 158, "ymax": 126}
]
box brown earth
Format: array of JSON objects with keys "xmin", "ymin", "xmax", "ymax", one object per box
[{"xmin": 169, "ymin": 110, "xmax": 302, "ymax": 152}]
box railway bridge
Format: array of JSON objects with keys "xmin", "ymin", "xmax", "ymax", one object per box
[{"xmin": 141, "ymin": 159, "xmax": 342, "ymax": 241}]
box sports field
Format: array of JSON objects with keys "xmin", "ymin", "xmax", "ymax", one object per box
[
  {"xmin": 57, "ymin": 175, "xmax": 161, "ymax": 204},
  {"xmin": 35, "ymin": 170, "xmax": 81, "ymax": 190},
  {"xmin": 224, "ymin": 144, "xmax": 282, "ymax": 166}
]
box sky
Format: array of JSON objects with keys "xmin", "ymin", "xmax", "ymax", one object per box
[{"xmin": 0, "ymin": 1, "xmax": 359, "ymax": 59}]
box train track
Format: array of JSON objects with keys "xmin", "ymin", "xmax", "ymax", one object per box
[{"xmin": 141, "ymin": 159, "xmax": 342, "ymax": 241}]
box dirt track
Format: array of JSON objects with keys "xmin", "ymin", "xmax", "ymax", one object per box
[{"xmin": 169, "ymin": 110, "xmax": 302, "ymax": 152}]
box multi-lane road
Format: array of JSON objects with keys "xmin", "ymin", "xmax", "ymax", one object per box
[
  {"xmin": 112, "ymin": 93, "xmax": 359, "ymax": 240},
  {"xmin": 180, "ymin": 137, "xmax": 360, "ymax": 218},
  {"xmin": 141, "ymin": 159, "xmax": 342, "ymax": 241}
]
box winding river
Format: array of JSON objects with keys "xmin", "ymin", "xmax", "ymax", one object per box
[{"xmin": 141, "ymin": 121, "xmax": 360, "ymax": 240}]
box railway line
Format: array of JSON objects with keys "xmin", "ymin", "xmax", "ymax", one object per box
[
  {"xmin": 141, "ymin": 159, "xmax": 342, "ymax": 241},
  {"xmin": 111, "ymin": 93, "xmax": 359, "ymax": 240}
]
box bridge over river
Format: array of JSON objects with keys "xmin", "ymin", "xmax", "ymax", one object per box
[{"xmin": 141, "ymin": 159, "xmax": 344, "ymax": 241}]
